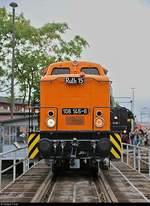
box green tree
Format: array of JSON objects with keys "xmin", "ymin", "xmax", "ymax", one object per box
[{"xmin": 0, "ymin": 8, "xmax": 89, "ymax": 105}]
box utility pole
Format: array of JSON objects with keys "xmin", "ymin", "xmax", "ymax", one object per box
[
  {"xmin": 9, "ymin": 2, "xmax": 18, "ymax": 119},
  {"xmin": 131, "ymin": 88, "xmax": 136, "ymax": 113},
  {"xmin": 131, "ymin": 88, "xmax": 136, "ymax": 131}
]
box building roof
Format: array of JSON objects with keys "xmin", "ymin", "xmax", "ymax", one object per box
[
  {"xmin": 0, "ymin": 113, "xmax": 37, "ymax": 124},
  {"xmin": 0, "ymin": 115, "xmax": 23, "ymax": 122},
  {"xmin": 0, "ymin": 96, "xmax": 27, "ymax": 105}
]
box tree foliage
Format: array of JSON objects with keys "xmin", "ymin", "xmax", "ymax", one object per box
[{"xmin": 0, "ymin": 8, "xmax": 89, "ymax": 104}]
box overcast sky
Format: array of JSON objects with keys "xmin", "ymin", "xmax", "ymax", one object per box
[{"xmin": 1, "ymin": 0, "xmax": 150, "ymax": 121}]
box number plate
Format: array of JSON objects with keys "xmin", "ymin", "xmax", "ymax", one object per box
[
  {"xmin": 62, "ymin": 108, "xmax": 88, "ymax": 115},
  {"xmin": 65, "ymin": 77, "xmax": 84, "ymax": 84}
]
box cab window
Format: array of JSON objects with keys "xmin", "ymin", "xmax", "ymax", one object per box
[
  {"xmin": 81, "ymin": 67, "xmax": 99, "ymax": 75},
  {"xmin": 52, "ymin": 67, "xmax": 70, "ymax": 75}
]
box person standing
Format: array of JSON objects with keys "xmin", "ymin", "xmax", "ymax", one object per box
[
  {"xmin": 129, "ymin": 128, "xmax": 137, "ymax": 145},
  {"xmin": 137, "ymin": 129, "xmax": 144, "ymax": 146},
  {"xmin": 144, "ymin": 128, "xmax": 148, "ymax": 146},
  {"xmin": 130, "ymin": 128, "xmax": 139, "ymax": 145}
]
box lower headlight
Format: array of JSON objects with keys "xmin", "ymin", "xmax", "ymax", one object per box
[
  {"xmin": 94, "ymin": 117, "xmax": 104, "ymax": 128},
  {"xmin": 47, "ymin": 118, "xmax": 56, "ymax": 128}
]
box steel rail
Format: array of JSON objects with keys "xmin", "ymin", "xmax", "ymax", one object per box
[
  {"xmin": 46, "ymin": 169, "xmax": 119, "ymax": 203},
  {"xmin": 31, "ymin": 170, "xmax": 54, "ymax": 202},
  {"xmin": 92, "ymin": 181, "xmax": 102, "ymax": 202},
  {"xmin": 46, "ymin": 171, "xmax": 103, "ymax": 203},
  {"xmin": 97, "ymin": 168, "xmax": 118, "ymax": 202},
  {"xmin": 47, "ymin": 179, "xmax": 57, "ymax": 203}
]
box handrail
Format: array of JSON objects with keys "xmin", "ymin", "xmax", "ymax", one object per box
[
  {"xmin": 0, "ymin": 144, "xmax": 30, "ymax": 190},
  {"xmin": 123, "ymin": 143, "xmax": 149, "ymax": 151},
  {"xmin": 0, "ymin": 146, "xmax": 27, "ymax": 157},
  {"xmin": 122, "ymin": 143, "xmax": 150, "ymax": 177}
]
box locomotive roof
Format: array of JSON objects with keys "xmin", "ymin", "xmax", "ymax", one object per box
[{"xmin": 45, "ymin": 61, "xmax": 108, "ymax": 75}]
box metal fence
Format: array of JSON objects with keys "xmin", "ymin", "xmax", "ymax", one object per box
[
  {"xmin": 0, "ymin": 145, "xmax": 36, "ymax": 190},
  {"xmin": 0, "ymin": 117, "xmax": 38, "ymax": 145},
  {"xmin": 121, "ymin": 143, "xmax": 150, "ymax": 177},
  {"xmin": 0, "ymin": 125, "xmax": 28, "ymax": 145}
]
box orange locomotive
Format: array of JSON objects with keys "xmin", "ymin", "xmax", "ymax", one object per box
[{"xmin": 28, "ymin": 61, "xmax": 122, "ymax": 172}]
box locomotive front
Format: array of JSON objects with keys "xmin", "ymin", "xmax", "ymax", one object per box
[{"xmin": 28, "ymin": 61, "xmax": 122, "ymax": 171}]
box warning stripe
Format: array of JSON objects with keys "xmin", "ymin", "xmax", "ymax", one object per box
[
  {"xmin": 110, "ymin": 135, "xmax": 121, "ymax": 154},
  {"xmin": 28, "ymin": 134, "xmax": 40, "ymax": 154},
  {"xmin": 110, "ymin": 133, "xmax": 122, "ymax": 159},
  {"xmin": 28, "ymin": 133, "xmax": 40, "ymax": 159},
  {"xmin": 111, "ymin": 133, "xmax": 121, "ymax": 148},
  {"xmin": 111, "ymin": 145, "xmax": 121, "ymax": 157},
  {"xmin": 28, "ymin": 140, "xmax": 40, "ymax": 158},
  {"xmin": 28, "ymin": 133, "xmax": 35, "ymax": 144},
  {"xmin": 28, "ymin": 133, "xmax": 39, "ymax": 146},
  {"xmin": 114, "ymin": 133, "xmax": 122, "ymax": 143},
  {"xmin": 29, "ymin": 148, "xmax": 39, "ymax": 159},
  {"xmin": 111, "ymin": 147, "xmax": 120, "ymax": 159}
]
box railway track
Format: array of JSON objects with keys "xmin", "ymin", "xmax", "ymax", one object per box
[
  {"xmin": 43, "ymin": 170, "xmax": 115, "ymax": 203},
  {"xmin": 47, "ymin": 171, "xmax": 101, "ymax": 202},
  {"xmin": 32, "ymin": 169, "xmax": 118, "ymax": 203},
  {"xmin": 0, "ymin": 160, "xmax": 150, "ymax": 203},
  {"xmin": 33, "ymin": 162, "xmax": 150, "ymax": 203},
  {"xmin": 30, "ymin": 161, "xmax": 150, "ymax": 203}
]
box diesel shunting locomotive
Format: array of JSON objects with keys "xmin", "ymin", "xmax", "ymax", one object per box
[{"xmin": 28, "ymin": 61, "xmax": 123, "ymax": 172}]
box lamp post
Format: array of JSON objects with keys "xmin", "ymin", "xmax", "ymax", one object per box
[{"xmin": 9, "ymin": 2, "xmax": 18, "ymax": 119}]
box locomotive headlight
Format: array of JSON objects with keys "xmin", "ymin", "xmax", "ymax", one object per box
[
  {"xmin": 47, "ymin": 118, "xmax": 55, "ymax": 128},
  {"xmin": 94, "ymin": 117, "xmax": 104, "ymax": 128}
]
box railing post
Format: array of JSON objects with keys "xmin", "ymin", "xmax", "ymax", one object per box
[
  {"xmin": 137, "ymin": 147, "xmax": 141, "ymax": 173},
  {"xmin": 23, "ymin": 159, "xmax": 26, "ymax": 174},
  {"xmin": 13, "ymin": 151, "xmax": 16, "ymax": 182},
  {"xmin": 0, "ymin": 155, "xmax": 2, "ymax": 190},
  {"xmin": 0, "ymin": 146, "xmax": 27, "ymax": 190},
  {"xmin": 148, "ymin": 147, "xmax": 150, "ymax": 177},
  {"xmin": 27, "ymin": 159, "xmax": 29, "ymax": 171},
  {"xmin": 121, "ymin": 143, "xmax": 124, "ymax": 162},
  {"xmin": 133, "ymin": 145, "xmax": 136, "ymax": 169},
  {"xmin": 23, "ymin": 158, "xmax": 29, "ymax": 173},
  {"xmin": 127, "ymin": 144, "xmax": 129, "ymax": 165},
  {"xmin": 9, "ymin": 126, "xmax": 11, "ymax": 144}
]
